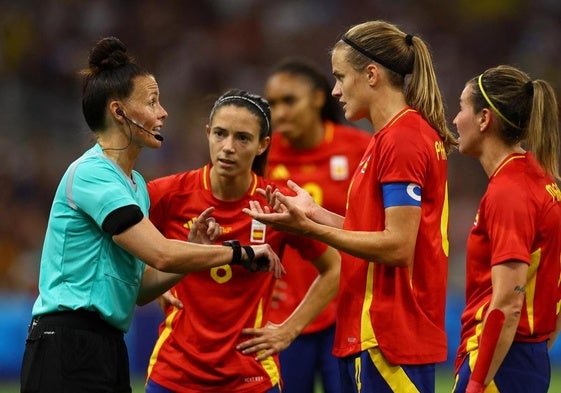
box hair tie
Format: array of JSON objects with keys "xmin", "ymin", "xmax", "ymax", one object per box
[
  {"xmin": 525, "ymin": 80, "xmax": 534, "ymax": 97},
  {"xmin": 477, "ymin": 74, "xmax": 521, "ymax": 130},
  {"xmin": 405, "ymin": 34, "xmax": 414, "ymax": 46},
  {"xmin": 341, "ymin": 35, "xmax": 410, "ymax": 76}
]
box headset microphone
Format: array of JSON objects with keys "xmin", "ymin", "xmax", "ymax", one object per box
[{"xmin": 116, "ymin": 108, "xmax": 164, "ymax": 142}]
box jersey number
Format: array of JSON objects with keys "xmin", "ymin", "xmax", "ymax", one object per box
[{"xmin": 210, "ymin": 265, "xmax": 233, "ymax": 283}]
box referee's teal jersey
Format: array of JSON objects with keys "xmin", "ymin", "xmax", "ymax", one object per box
[{"xmin": 32, "ymin": 144, "xmax": 149, "ymax": 332}]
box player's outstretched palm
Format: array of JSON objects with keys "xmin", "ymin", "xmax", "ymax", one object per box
[
  {"xmin": 243, "ymin": 181, "xmax": 313, "ymax": 236},
  {"xmin": 258, "ymin": 180, "xmax": 316, "ymax": 218}
]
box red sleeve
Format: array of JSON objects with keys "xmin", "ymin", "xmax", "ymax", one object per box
[
  {"xmin": 485, "ymin": 181, "xmax": 535, "ymax": 266},
  {"xmin": 147, "ymin": 175, "xmax": 177, "ymax": 232},
  {"xmin": 376, "ymin": 127, "xmax": 428, "ymax": 187}
]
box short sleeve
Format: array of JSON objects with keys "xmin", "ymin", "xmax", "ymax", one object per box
[
  {"xmin": 485, "ymin": 182, "xmax": 535, "ymax": 265},
  {"xmin": 376, "ymin": 126, "xmax": 428, "ymax": 187},
  {"xmin": 70, "ymin": 160, "xmax": 140, "ymax": 228}
]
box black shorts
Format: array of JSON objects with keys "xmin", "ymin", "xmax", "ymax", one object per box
[{"xmin": 20, "ymin": 309, "xmax": 132, "ymax": 393}]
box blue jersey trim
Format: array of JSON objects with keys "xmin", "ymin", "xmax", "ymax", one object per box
[{"xmin": 382, "ymin": 182, "xmax": 421, "ymax": 208}]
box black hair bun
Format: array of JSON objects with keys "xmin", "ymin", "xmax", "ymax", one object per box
[{"xmin": 88, "ymin": 36, "xmax": 131, "ymax": 71}]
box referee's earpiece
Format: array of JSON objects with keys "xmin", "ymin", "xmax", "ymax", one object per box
[{"xmin": 114, "ymin": 107, "xmax": 164, "ymax": 142}]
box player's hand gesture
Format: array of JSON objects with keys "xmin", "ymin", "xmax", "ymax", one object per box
[
  {"xmin": 259, "ymin": 180, "xmax": 316, "ymax": 218},
  {"xmin": 243, "ymin": 181, "xmax": 313, "ymax": 236},
  {"xmin": 188, "ymin": 207, "xmax": 222, "ymax": 244}
]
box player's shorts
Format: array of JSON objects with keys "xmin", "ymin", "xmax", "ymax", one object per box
[
  {"xmin": 338, "ymin": 347, "xmax": 435, "ymax": 393},
  {"xmin": 20, "ymin": 309, "xmax": 130, "ymax": 393},
  {"xmin": 453, "ymin": 341, "xmax": 550, "ymax": 393},
  {"xmin": 278, "ymin": 323, "xmax": 340, "ymax": 393}
]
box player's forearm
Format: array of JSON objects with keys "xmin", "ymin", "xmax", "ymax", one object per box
[
  {"xmin": 306, "ymin": 222, "xmax": 414, "ymax": 267},
  {"xmin": 476, "ymin": 262, "xmax": 527, "ymax": 384},
  {"xmin": 305, "ymin": 205, "xmax": 420, "ymax": 267},
  {"xmin": 278, "ymin": 266, "xmax": 339, "ymax": 338},
  {"xmin": 137, "ymin": 267, "xmax": 184, "ymax": 306},
  {"xmin": 309, "ymin": 204, "xmax": 344, "ymax": 228},
  {"xmin": 480, "ymin": 310, "xmax": 519, "ymax": 385}
]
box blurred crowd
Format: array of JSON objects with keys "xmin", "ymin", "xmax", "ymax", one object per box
[{"xmin": 1, "ymin": 0, "xmax": 560, "ymax": 294}]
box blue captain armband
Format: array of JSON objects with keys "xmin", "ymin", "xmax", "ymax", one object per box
[{"xmin": 382, "ymin": 182, "xmax": 421, "ymax": 208}]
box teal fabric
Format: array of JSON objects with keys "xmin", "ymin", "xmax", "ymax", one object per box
[{"xmin": 32, "ymin": 144, "xmax": 148, "ymax": 332}]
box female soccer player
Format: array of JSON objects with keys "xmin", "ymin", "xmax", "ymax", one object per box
[
  {"xmin": 145, "ymin": 89, "xmax": 340, "ymax": 393},
  {"xmin": 20, "ymin": 37, "xmax": 282, "ymax": 393},
  {"xmin": 264, "ymin": 57, "xmax": 370, "ymax": 393},
  {"xmin": 245, "ymin": 20, "xmax": 457, "ymax": 393},
  {"xmin": 452, "ymin": 65, "xmax": 561, "ymax": 393}
]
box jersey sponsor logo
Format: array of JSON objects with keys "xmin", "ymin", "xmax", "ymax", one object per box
[
  {"xmin": 251, "ymin": 219, "xmax": 266, "ymax": 243},
  {"xmin": 434, "ymin": 141, "xmax": 447, "ymax": 160},
  {"xmin": 406, "ymin": 183, "xmax": 421, "ymax": 202},
  {"xmin": 545, "ymin": 182, "xmax": 561, "ymax": 202},
  {"xmin": 330, "ymin": 155, "xmax": 349, "ymax": 180}
]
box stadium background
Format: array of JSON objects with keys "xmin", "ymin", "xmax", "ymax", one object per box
[{"xmin": 1, "ymin": 0, "xmax": 560, "ymax": 390}]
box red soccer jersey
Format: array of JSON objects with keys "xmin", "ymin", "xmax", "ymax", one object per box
[
  {"xmin": 146, "ymin": 165, "xmax": 327, "ymax": 393},
  {"xmin": 267, "ymin": 121, "xmax": 370, "ymax": 333},
  {"xmin": 455, "ymin": 153, "xmax": 561, "ymax": 369},
  {"xmin": 333, "ymin": 108, "xmax": 449, "ymax": 364}
]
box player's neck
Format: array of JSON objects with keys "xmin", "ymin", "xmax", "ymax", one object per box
[
  {"xmin": 479, "ymin": 139, "xmax": 525, "ymax": 178},
  {"xmin": 209, "ymin": 169, "xmax": 253, "ymax": 201},
  {"xmin": 369, "ymin": 89, "xmax": 408, "ymax": 133}
]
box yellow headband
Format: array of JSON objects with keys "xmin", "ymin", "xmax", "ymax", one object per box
[{"xmin": 477, "ymin": 74, "xmax": 521, "ymax": 130}]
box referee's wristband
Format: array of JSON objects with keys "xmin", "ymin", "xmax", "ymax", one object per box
[
  {"xmin": 223, "ymin": 240, "xmax": 263, "ymax": 272},
  {"xmin": 223, "ymin": 240, "xmax": 255, "ymax": 265},
  {"xmin": 223, "ymin": 240, "xmax": 242, "ymax": 265}
]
